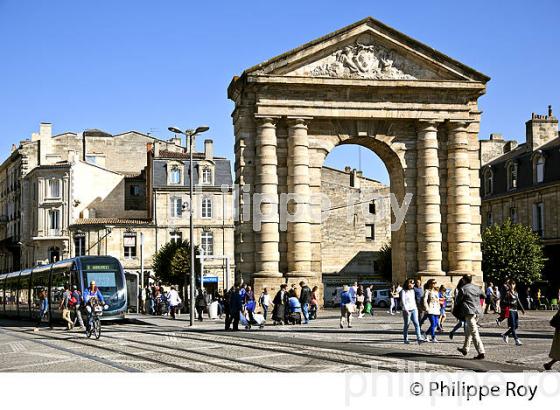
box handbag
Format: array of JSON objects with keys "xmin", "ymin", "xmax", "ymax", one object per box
[
  {"xmin": 345, "ymin": 303, "xmax": 356, "ymax": 313},
  {"xmin": 550, "ymin": 311, "xmax": 560, "ymax": 329}
]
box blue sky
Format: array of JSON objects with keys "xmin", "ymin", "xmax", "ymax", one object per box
[{"xmin": 0, "ymin": 0, "xmax": 558, "ymax": 184}]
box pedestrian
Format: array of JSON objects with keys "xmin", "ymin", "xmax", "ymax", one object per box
[
  {"xmin": 272, "ymin": 284, "xmax": 288, "ymax": 325},
  {"xmin": 339, "ymin": 285, "xmax": 354, "ymax": 329},
  {"xmin": 493, "ymin": 285, "xmax": 501, "ymax": 314},
  {"xmin": 167, "ymin": 286, "xmax": 182, "ymax": 320},
  {"xmin": 356, "ymin": 285, "xmax": 365, "ymax": 318},
  {"xmin": 496, "ymin": 280, "xmax": 511, "ymax": 326},
  {"xmin": 400, "ymin": 278, "xmax": 425, "ymax": 344},
  {"xmin": 259, "ymin": 288, "xmax": 270, "ymax": 321},
  {"xmin": 524, "ymin": 286, "xmax": 533, "ymax": 310},
  {"xmin": 244, "ymin": 285, "xmax": 257, "ymax": 324},
  {"xmin": 364, "ymin": 284, "xmax": 373, "ymax": 317},
  {"xmin": 215, "ymin": 290, "xmax": 224, "ymax": 319},
  {"xmin": 395, "ymin": 282, "xmax": 403, "ymax": 312},
  {"xmin": 195, "ymin": 288, "xmax": 207, "ymax": 321},
  {"xmin": 438, "ymin": 285, "xmax": 447, "ymax": 332},
  {"xmin": 287, "ymin": 289, "xmax": 302, "ymax": 324},
  {"xmin": 449, "ymin": 278, "xmax": 465, "ymax": 340},
  {"xmin": 484, "ymin": 282, "xmax": 494, "ymax": 314},
  {"xmin": 71, "ymin": 285, "xmax": 85, "ymax": 330},
  {"xmin": 544, "ymin": 310, "xmax": 560, "ymax": 370},
  {"xmin": 414, "ymin": 280, "xmax": 426, "ymax": 328},
  {"xmin": 34, "ymin": 287, "xmax": 49, "ymax": 331},
  {"xmin": 229, "ymin": 285, "xmax": 243, "ymax": 331},
  {"xmin": 423, "ymin": 279, "xmax": 440, "ymax": 342},
  {"xmin": 501, "ymin": 280, "xmax": 526, "ymax": 346},
  {"xmin": 388, "ymin": 284, "xmax": 398, "ymax": 315},
  {"xmin": 299, "ymin": 281, "xmax": 312, "ymax": 324},
  {"xmin": 60, "ymin": 284, "xmax": 74, "ymax": 330},
  {"xmin": 309, "ymin": 286, "xmax": 319, "ymax": 319},
  {"xmin": 456, "ymin": 274, "xmax": 486, "ymax": 360}
]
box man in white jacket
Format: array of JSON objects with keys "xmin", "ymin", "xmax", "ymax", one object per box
[{"xmin": 167, "ymin": 286, "xmax": 182, "ymax": 320}]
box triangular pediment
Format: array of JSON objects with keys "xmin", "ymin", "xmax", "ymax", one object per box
[{"xmin": 244, "ymin": 17, "xmax": 489, "ymax": 83}]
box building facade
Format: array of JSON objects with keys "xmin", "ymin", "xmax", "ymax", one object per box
[{"xmin": 480, "ymin": 106, "xmax": 560, "ymax": 285}]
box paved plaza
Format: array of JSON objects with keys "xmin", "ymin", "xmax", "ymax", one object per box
[{"xmin": 0, "ymin": 309, "xmax": 555, "ymax": 373}]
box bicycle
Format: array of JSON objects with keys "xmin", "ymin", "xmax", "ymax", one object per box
[{"xmin": 85, "ymin": 298, "xmax": 107, "ymax": 339}]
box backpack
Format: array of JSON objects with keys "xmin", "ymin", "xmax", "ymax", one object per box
[{"xmin": 68, "ymin": 291, "xmax": 79, "ymax": 308}]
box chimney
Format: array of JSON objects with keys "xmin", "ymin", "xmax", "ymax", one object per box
[
  {"xmin": 489, "ymin": 133, "xmax": 503, "ymax": 141},
  {"xmin": 169, "ymin": 137, "xmax": 182, "ymax": 147},
  {"xmin": 204, "ymin": 139, "xmax": 213, "ymax": 160},
  {"xmin": 350, "ymin": 169, "xmax": 361, "ymax": 189},
  {"xmin": 344, "ymin": 166, "xmax": 352, "ymax": 173},
  {"xmin": 38, "ymin": 122, "xmax": 53, "ymax": 165},
  {"xmin": 153, "ymin": 141, "xmax": 160, "ymax": 157},
  {"xmin": 526, "ymin": 106, "xmax": 558, "ymax": 150},
  {"xmin": 68, "ymin": 150, "xmax": 76, "ymax": 164}
]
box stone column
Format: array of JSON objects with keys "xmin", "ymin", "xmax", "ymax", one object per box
[
  {"xmin": 416, "ymin": 120, "xmax": 444, "ymax": 276},
  {"xmin": 286, "ymin": 118, "xmax": 313, "ymax": 277},
  {"xmin": 447, "ymin": 121, "xmax": 472, "ymax": 275},
  {"xmin": 254, "ymin": 117, "xmax": 281, "ymax": 278}
]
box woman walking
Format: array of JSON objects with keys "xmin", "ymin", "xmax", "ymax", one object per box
[
  {"xmin": 340, "ymin": 285, "xmax": 354, "ymax": 329},
  {"xmin": 423, "ymin": 279, "xmax": 441, "ymax": 342},
  {"xmin": 309, "ymin": 286, "xmax": 319, "ymax": 320},
  {"xmin": 356, "ymin": 285, "xmax": 365, "ymax": 318},
  {"xmin": 272, "ymin": 284, "xmax": 288, "ymax": 325},
  {"xmin": 544, "ymin": 310, "xmax": 560, "ymax": 370},
  {"xmin": 400, "ymin": 279, "xmax": 425, "ymax": 344},
  {"xmin": 501, "ymin": 280, "xmax": 525, "ymax": 346},
  {"xmin": 388, "ymin": 285, "xmax": 398, "ymax": 315},
  {"xmin": 438, "ymin": 285, "xmax": 448, "ymax": 332},
  {"xmin": 195, "ymin": 288, "xmax": 207, "ymax": 322}
]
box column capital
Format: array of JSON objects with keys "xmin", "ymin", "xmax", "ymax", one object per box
[
  {"xmin": 287, "ymin": 116, "xmax": 313, "ymax": 128},
  {"xmin": 255, "ymin": 116, "xmax": 280, "ymax": 128},
  {"xmin": 416, "ymin": 119, "xmax": 441, "ymax": 134},
  {"xmin": 447, "ymin": 120, "xmax": 472, "ymax": 132}
]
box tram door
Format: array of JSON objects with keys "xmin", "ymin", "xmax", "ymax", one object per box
[{"xmin": 125, "ymin": 272, "xmax": 138, "ymax": 313}]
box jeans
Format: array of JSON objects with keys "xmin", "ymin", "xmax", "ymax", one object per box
[
  {"xmin": 73, "ymin": 306, "xmax": 84, "ymax": 327},
  {"xmin": 302, "ymin": 303, "xmax": 310, "ymax": 323},
  {"xmin": 427, "ymin": 314, "xmax": 439, "ymax": 339},
  {"xmin": 450, "ymin": 320, "xmax": 465, "ymax": 335},
  {"xmin": 262, "ymin": 304, "xmax": 269, "ymax": 320},
  {"xmin": 402, "ymin": 309, "xmax": 422, "ymax": 342},
  {"xmin": 504, "ymin": 310, "xmax": 519, "ymax": 340},
  {"xmin": 463, "ymin": 314, "xmax": 485, "ymax": 354}
]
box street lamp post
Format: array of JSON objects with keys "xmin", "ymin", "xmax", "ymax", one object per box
[{"xmin": 168, "ymin": 125, "xmax": 209, "ymax": 326}]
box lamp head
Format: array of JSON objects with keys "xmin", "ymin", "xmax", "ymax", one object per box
[
  {"xmin": 194, "ymin": 126, "xmax": 209, "ymax": 134},
  {"xmin": 168, "ymin": 126, "xmax": 183, "ymax": 134}
]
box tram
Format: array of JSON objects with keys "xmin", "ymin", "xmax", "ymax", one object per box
[{"xmin": 0, "ymin": 256, "xmax": 127, "ymax": 322}]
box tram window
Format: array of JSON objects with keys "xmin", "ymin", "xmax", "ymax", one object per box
[
  {"xmin": 18, "ymin": 274, "xmax": 30, "ymax": 310},
  {"xmin": 50, "ymin": 270, "xmax": 70, "ymax": 306},
  {"xmin": 0, "ymin": 278, "xmax": 4, "ymax": 307},
  {"xmin": 31, "ymin": 271, "xmax": 50, "ymax": 309},
  {"xmin": 5, "ymin": 276, "xmax": 18, "ymax": 312}
]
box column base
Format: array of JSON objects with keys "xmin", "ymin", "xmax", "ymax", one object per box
[
  {"xmin": 285, "ymin": 270, "xmax": 315, "ymax": 278},
  {"xmin": 416, "ymin": 270, "xmax": 445, "ymax": 277},
  {"xmin": 253, "ymin": 271, "xmax": 283, "ymax": 278},
  {"xmin": 252, "ymin": 277, "xmax": 287, "ymax": 298}
]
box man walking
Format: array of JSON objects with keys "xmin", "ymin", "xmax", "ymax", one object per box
[
  {"xmin": 456, "ymin": 274, "xmax": 486, "ymax": 360},
  {"xmin": 484, "ymin": 282, "xmax": 494, "ymax": 314},
  {"xmin": 71, "ymin": 285, "xmax": 85, "ymax": 330},
  {"xmin": 299, "ymin": 281, "xmax": 312, "ymax": 324},
  {"xmin": 167, "ymin": 286, "xmax": 181, "ymax": 320},
  {"xmin": 259, "ymin": 288, "xmax": 271, "ymax": 321},
  {"xmin": 60, "ymin": 284, "xmax": 74, "ymax": 330},
  {"xmin": 34, "ymin": 287, "xmax": 49, "ymax": 331}
]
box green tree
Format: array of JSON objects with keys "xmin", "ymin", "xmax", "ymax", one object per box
[
  {"xmin": 152, "ymin": 240, "xmax": 200, "ymax": 286},
  {"xmin": 377, "ymin": 243, "xmax": 392, "ymax": 281},
  {"xmin": 482, "ymin": 219, "xmax": 546, "ymax": 285}
]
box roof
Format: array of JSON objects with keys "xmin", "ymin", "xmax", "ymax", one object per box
[
  {"xmin": 241, "ymin": 17, "xmax": 489, "ymax": 83},
  {"xmin": 70, "ymin": 218, "xmax": 151, "ymax": 227}
]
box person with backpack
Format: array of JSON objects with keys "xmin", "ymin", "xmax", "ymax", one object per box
[
  {"xmin": 299, "ymin": 281, "xmax": 312, "ymax": 324},
  {"xmin": 423, "ymin": 279, "xmax": 441, "ymax": 342},
  {"xmin": 544, "ymin": 310, "xmax": 560, "ymax": 370},
  {"xmin": 456, "ymin": 274, "xmax": 486, "ymax": 360},
  {"xmin": 195, "ymin": 288, "xmax": 207, "ymax": 321},
  {"xmin": 60, "ymin": 284, "xmax": 74, "ymax": 330},
  {"xmin": 167, "ymin": 286, "xmax": 182, "ymax": 320},
  {"xmin": 501, "ymin": 280, "xmax": 525, "ymax": 346},
  {"xmin": 449, "ymin": 278, "xmax": 465, "ymax": 340},
  {"xmin": 71, "ymin": 285, "xmax": 85, "ymax": 330}
]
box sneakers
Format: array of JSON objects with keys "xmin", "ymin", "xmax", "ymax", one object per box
[
  {"xmin": 404, "ymin": 340, "xmax": 410, "ymax": 344},
  {"xmin": 457, "ymin": 347, "xmax": 468, "ymax": 356},
  {"xmin": 495, "ymin": 318, "xmax": 501, "ymax": 327},
  {"xmin": 474, "ymin": 353, "xmax": 485, "ymax": 360},
  {"xmin": 431, "ymin": 337, "xmax": 440, "ymax": 343},
  {"xmin": 339, "ymin": 323, "xmax": 344, "ymax": 329},
  {"xmin": 33, "ymin": 327, "xmax": 39, "ymax": 332},
  {"xmin": 515, "ymin": 339, "xmax": 523, "ymax": 346},
  {"xmin": 418, "ymin": 338, "xmax": 427, "ymax": 345},
  {"xmin": 502, "ymin": 334, "xmax": 509, "ymax": 344}
]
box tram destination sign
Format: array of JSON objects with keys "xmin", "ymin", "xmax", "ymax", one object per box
[{"xmin": 82, "ymin": 263, "xmax": 117, "ymax": 271}]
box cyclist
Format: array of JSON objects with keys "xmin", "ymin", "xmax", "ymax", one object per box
[{"xmin": 83, "ymin": 280, "xmax": 105, "ymax": 329}]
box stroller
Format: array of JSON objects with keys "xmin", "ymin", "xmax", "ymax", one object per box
[{"xmin": 240, "ymin": 311, "xmax": 265, "ymax": 330}]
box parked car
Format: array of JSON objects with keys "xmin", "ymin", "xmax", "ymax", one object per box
[{"xmin": 372, "ymin": 289, "xmax": 391, "ymax": 308}]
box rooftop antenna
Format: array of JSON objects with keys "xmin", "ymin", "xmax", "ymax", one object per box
[{"xmin": 147, "ymin": 127, "xmax": 160, "ymax": 137}]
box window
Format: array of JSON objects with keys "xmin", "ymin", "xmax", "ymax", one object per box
[
  {"xmin": 486, "ymin": 211, "xmax": 493, "ymax": 227},
  {"xmin": 509, "ymin": 207, "xmax": 517, "ymax": 224},
  {"xmin": 130, "ymin": 184, "xmax": 141, "ymax": 197},
  {"xmin": 48, "ymin": 209, "xmax": 60, "ymax": 235},
  {"xmin": 170, "ymin": 197, "xmax": 183, "ymax": 218},
  {"xmin": 507, "ymin": 162, "xmax": 517, "ymax": 190},
  {"xmin": 532, "ymin": 202, "xmax": 544, "ymax": 237},
  {"xmin": 535, "ymin": 156, "xmax": 545, "ymax": 184},
  {"xmin": 201, "ymin": 231, "xmax": 213, "ymax": 255},
  {"xmin": 483, "ymin": 168, "xmax": 493, "ymax": 196},
  {"xmin": 201, "ymin": 197, "xmax": 212, "ymax": 218},
  {"xmin": 202, "ymin": 167, "xmax": 212, "ymax": 184},
  {"xmin": 74, "ymin": 235, "xmax": 86, "ymax": 256},
  {"xmin": 48, "ymin": 246, "xmax": 60, "ymax": 263},
  {"xmin": 169, "ymin": 166, "xmax": 181, "ymax": 184},
  {"xmin": 170, "ymin": 231, "xmax": 182, "ymax": 244},
  {"xmin": 124, "ymin": 234, "xmax": 137, "ymax": 259},
  {"xmin": 369, "ymin": 201, "xmax": 376, "ymax": 214},
  {"xmin": 48, "ymin": 179, "xmax": 61, "ymax": 198},
  {"xmin": 366, "ymin": 224, "xmax": 375, "ymax": 240}
]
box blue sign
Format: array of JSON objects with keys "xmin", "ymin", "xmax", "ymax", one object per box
[{"xmin": 203, "ymin": 276, "xmax": 219, "ymax": 283}]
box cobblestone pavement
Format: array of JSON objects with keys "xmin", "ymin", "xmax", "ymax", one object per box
[{"xmin": 0, "ymin": 308, "xmax": 556, "ymax": 372}]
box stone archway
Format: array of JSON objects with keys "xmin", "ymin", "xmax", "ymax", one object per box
[{"xmin": 228, "ymin": 17, "xmax": 489, "ymax": 295}]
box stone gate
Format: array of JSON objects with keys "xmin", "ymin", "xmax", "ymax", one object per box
[{"xmin": 228, "ymin": 17, "xmax": 489, "ymax": 293}]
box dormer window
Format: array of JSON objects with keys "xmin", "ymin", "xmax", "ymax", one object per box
[
  {"xmin": 506, "ymin": 162, "xmax": 517, "ymax": 191},
  {"xmin": 534, "ymin": 154, "xmax": 545, "ymax": 184},
  {"xmin": 483, "ymin": 168, "xmax": 493, "ymax": 196},
  {"xmin": 202, "ymin": 167, "xmax": 212, "ymax": 185},
  {"xmin": 168, "ymin": 163, "xmax": 183, "ymax": 185}
]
